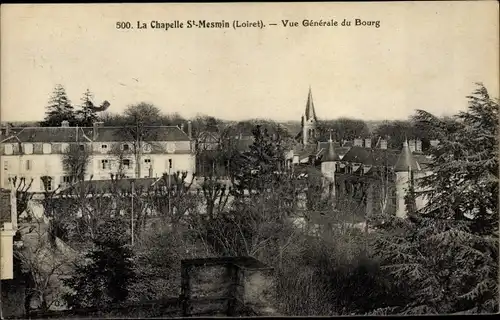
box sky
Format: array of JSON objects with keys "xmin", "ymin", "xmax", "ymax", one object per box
[{"xmin": 1, "ymin": 2, "xmax": 498, "ymax": 123}]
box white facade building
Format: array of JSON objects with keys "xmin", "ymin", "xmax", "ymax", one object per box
[{"xmin": 0, "ymin": 122, "xmax": 196, "ymax": 192}]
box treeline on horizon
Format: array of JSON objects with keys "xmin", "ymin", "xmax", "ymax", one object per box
[{"xmin": 4, "ymin": 84, "xmax": 450, "ymax": 149}]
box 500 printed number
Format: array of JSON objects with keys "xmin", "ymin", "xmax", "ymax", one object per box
[{"xmin": 116, "ymin": 22, "xmax": 133, "ymax": 29}]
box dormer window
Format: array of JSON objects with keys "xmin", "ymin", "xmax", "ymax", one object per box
[
  {"xmin": 122, "ymin": 144, "xmax": 130, "ymax": 151},
  {"xmin": 61, "ymin": 143, "xmax": 70, "ymax": 153},
  {"xmin": 143, "ymin": 143, "xmax": 152, "ymax": 153},
  {"xmin": 24, "ymin": 143, "xmax": 33, "ymax": 154},
  {"xmin": 79, "ymin": 144, "xmax": 85, "ymax": 151},
  {"xmin": 42, "ymin": 143, "xmax": 52, "ymax": 154},
  {"xmin": 4, "ymin": 144, "xmax": 13, "ymax": 155}
]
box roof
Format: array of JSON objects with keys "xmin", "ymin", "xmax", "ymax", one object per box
[
  {"xmin": 304, "ymin": 87, "xmax": 317, "ymax": 121},
  {"xmin": 394, "ymin": 141, "xmax": 421, "ymax": 172},
  {"xmin": 321, "ymin": 140, "xmax": 340, "ymax": 162},
  {"xmin": 341, "ymin": 146, "xmax": 374, "ymax": 164},
  {"xmin": 62, "ymin": 175, "xmax": 194, "ymax": 194},
  {"xmin": 90, "ymin": 126, "xmax": 190, "ymax": 142},
  {"xmin": 5, "ymin": 127, "xmax": 91, "ymax": 143},
  {"xmin": 2, "ymin": 125, "xmax": 190, "ymax": 143}
]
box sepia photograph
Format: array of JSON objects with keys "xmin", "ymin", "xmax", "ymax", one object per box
[{"xmin": 0, "ymin": 2, "xmax": 499, "ymax": 318}]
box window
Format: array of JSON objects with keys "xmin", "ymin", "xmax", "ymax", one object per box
[
  {"xmin": 4, "ymin": 144, "xmax": 13, "ymax": 155},
  {"xmin": 122, "ymin": 159, "xmax": 131, "ymax": 169},
  {"xmin": 25, "ymin": 160, "xmax": 32, "ymax": 171},
  {"xmin": 166, "ymin": 159, "xmax": 172, "ymax": 170},
  {"xmin": 101, "ymin": 159, "xmax": 110, "ymax": 170},
  {"xmin": 79, "ymin": 144, "xmax": 85, "ymax": 151},
  {"xmin": 143, "ymin": 143, "xmax": 152, "ymax": 153},
  {"xmin": 144, "ymin": 159, "xmax": 151, "ymax": 164},
  {"xmin": 42, "ymin": 143, "xmax": 52, "ymax": 154},
  {"xmin": 101, "ymin": 144, "xmax": 108, "ymax": 151},
  {"xmin": 3, "ymin": 160, "xmax": 8, "ymax": 171},
  {"xmin": 166, "ymin": 143, "xmax": 175, "ymax": 153},
  {"xmin": 62, "ymin": 176, "xmax": 73, "ymax": 185},
  {"xmin": 24, "ymin": 143, "xmax": 33, "ymax": 154},
  {"xmin": 122, "ymin": 144, "xmax": 130, "ymax": 151}
]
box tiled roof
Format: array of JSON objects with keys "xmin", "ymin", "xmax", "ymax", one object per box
[
  {"xmin": 9, "ymin": 127, "xmax": 91, "ymax": 143},
  {"xmin": 341, "ymin": 146, "xmax": 374, "ymax": 164},
  {"xmin": 2, "ymin": 126, "xmax": 190, "ymax": 143},
  {"xmin": 90, "ymin": 126, "xmax": 190, "ymax": 142},
  {"xmin": 370, "ymin": 148, "xmax": 400, "ymax": 167}
]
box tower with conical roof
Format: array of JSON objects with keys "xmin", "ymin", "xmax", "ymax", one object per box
[
  {"xmin": 321, "ymin": 130, "xmax": 338, "ymax": 198},
  {"xmin": 394, "ymin": 140, "xmax": 421, "ymax": 218},
  {"xmin": 302, "ymin": 87, "xmax": 318, "ymax": 145}
]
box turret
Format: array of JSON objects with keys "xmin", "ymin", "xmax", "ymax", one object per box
[
  {"xmin": 394, "ymin": 140, "xmax": 421, "ymax": 218},
  {"xmin": 321, "ymin": 132, "xmax": 338, "ymax": 198}
]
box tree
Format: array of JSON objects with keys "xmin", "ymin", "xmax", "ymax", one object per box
[
  {"xmin": 318, "ymin": 118, "xmax": 370, "ymax": 142},
  {"xmin": 199, "ymin": 173, "xmax": 231, "ymax": 220},
  {"xmin": 61, "ymin": 143, "xmax": 91, "ymax": 183},
  {"xmin": 230, "ymin": 125, "xmax": 286, "ymax": 197},
  {"xmin": 14, "ymin": 219, "xmax": 76, "ymax": 314},
  {"xmin": 370, "ymin": 83, "xmax": 499, "ymax": 315},
  {"xmin": 123, "ymin": 103, "xmax": 163, "ymax": 125},
  {"xmin": 63, "ymin": 221, "xmax": 135, "ymax": 309},
  {"xmin": 40, "ymin": 85, "xmax": 76, "ymax": 127},
  {"xmin": 117, "ymin": 103, "xmax": 167, "ymax": 178},
  {"xmin": 75, "ymin": 89, "xmax": 99, "ymax": 127}
]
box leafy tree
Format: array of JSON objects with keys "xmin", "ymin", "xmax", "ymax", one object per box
[
  {"xmin": 230, "ymin": 125, "xmax": 286, "ymax": 196},
  {"xmin": 370, "ymin": 83, "xmax": 499, "ymax": 315},
  {"xmin": 63, "ymin": 221, "xmax": 135, "ymax": 309},
  {"xmin": 75, "ymin": 89, "xmax": 98, "ymax": 127},
  {"xmin": 40, "ymin": 85, "xmax": 76, "ymax": 127}
]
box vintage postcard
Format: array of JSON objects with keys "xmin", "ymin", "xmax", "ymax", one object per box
[{"xmin": 0, "ymin": 2, "xmax": 498, "ymax": 318}]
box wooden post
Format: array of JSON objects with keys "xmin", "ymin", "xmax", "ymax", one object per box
[{"xmin": 180, "ymin": 263, "xmax": 191, "ymax": 317}]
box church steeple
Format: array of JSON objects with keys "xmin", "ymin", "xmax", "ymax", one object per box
[
  {"xmin": 302, "ymin": 86, "xmax": 318, "ymax": 145},
  {"xmin": 305, "ymin": 86, "xmax": 317, "ymax": 122}
]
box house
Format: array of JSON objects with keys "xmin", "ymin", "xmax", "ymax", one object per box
[
  {"xmin": 0, "ymin": 121, "xmax": 196, "ymax": 193},
  {"xmin": 287, "ymin": 87, "xmax": 433, "ymax": 219}
]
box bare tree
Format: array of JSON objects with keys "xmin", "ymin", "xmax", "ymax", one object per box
[{"xmin": 61, "ymin": 143, "xmax": 91, "ymax": 183}]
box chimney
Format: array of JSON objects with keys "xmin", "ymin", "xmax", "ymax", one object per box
[
  {"xmin": 187, "ymin": 120, "xmax": 192, "ymax": 139},
  {"xmin": 409, "ymin": 139, "xmax": 416, "ymax": 152},
  {"xmin": 380, "ymin": 139, "xmax": 388, "ymax": 150},
  {"xmin": 61, "ymin": 120, "xmax": 69, "ymax": 127},
  {"xmin": 354, "ymin": 137, "xmax": 363, "ymax": 147},
  {"xmin": 364, "ymin": 138, "xmax": 371, "ymax": 149},
  {"xmin": 181, "ymin": 123, "xmax": 185, "ymax": 133},
  {"xmin": 92, "ymin": 121, "xmax": 102, "ymax": 140},
  {"xmin": 416, "ymin": 139, "xmax": 422, "ymax": 152}
]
